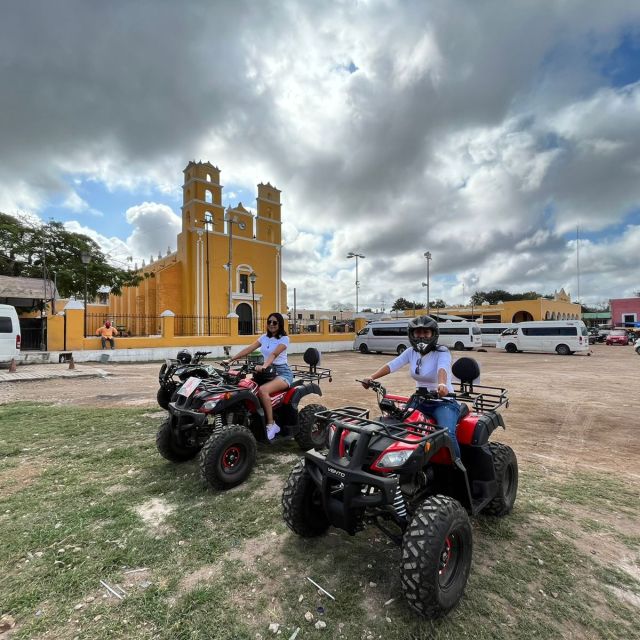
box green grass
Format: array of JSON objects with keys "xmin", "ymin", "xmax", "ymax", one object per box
[{"xmin": 1, "ymin": 402, "xmax": 639, "ymax": 639}]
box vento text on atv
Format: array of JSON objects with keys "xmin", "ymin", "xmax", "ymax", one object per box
[
  {"xmin": 156, "ymin": 348, "xmax": 332, "ymax": 490},
  {"xmin": 281, "ymin": 357, "xmax": 518, "ymax": 618}
]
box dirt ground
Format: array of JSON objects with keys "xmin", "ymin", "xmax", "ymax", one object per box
[{"xmin": 1, "ymin": 344, "xmax": 639, "ymax": 476}]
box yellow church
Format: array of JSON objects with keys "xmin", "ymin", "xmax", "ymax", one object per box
[{"xmin": 109, "ymin": 161, "xmax": 287, "ymax": 335}]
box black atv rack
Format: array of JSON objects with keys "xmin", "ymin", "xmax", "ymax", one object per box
[
  {"xmin": 452, "ymin": 383, "xmax": 508, "ymax": 413},
  {"xmin": 289, "ymin": 364, "xmax": 333, "ymax": 384},
  {"xmin": 194, "ymin": 380, "xmax": 243, "ymax": 394},
  {"xmin": 315, "ymin": 407, "xmax": 444, "ymax": 445}
]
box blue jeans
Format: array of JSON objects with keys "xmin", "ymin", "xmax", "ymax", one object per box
[
  {"xmin": 412, "ymin": 397, "xmax": 461, "ymax": 459},
  {"xmin": 274, "ymin": 364, "xmax": 293, "ymax": 386}
]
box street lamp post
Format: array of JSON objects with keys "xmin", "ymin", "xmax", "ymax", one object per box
[
  {"xmin": 224, "ymin": 212, "xmax": 246, "ymax": 317},
  {"xmin": 204, "ymin": 212, "xmax": 212, "ymax": 335},
  {"xmin": 346, "ymin": 252, "xmax": 365, "ymax": 313},
  {"xmin": 249, "ymin": 271, "xmax": 257, "ymax": 334},
  {"xmin": 424, "ymin": 251, "xmax": 432, "ymax": 315},
  {"xmin": 81, "ymin": 251, "xmax": 92, "ymax": 337}
]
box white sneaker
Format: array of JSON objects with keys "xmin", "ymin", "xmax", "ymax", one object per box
[{"xmin": 266, "ymin": 423, "xmax": 280, "ymax": 440}]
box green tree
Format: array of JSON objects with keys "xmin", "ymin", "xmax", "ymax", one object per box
[
  {"xmin": 471, "ymin": 289, "xmax": 542, "ymax": 305},
  {"xmin": 391, "ymin": 297, "xmax": 425, "ymax": 311},
  {"xmin": 0, "ymin": 213, "xmax": 141, "ymax": 299},
  {"xmin": 431, "ymin": 298, "xmax": 447, "ymax": 308}
]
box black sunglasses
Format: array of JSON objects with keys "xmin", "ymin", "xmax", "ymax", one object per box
[
  {"xmin": 267, "ymin": 319, "xmax": 279, "ymax": 325},
  {"xmin": 415, "ymin": 357, "xmax": 422, "ymax": 376}
]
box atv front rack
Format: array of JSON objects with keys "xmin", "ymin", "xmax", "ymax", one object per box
[
  {"xmin": 315, "ymin": 407, "xmax": 443, "ymax": 445},
  {"xmin": 192, "ymin": 380, "xmax": 243, "ymax": 394},
  {"xmin": 290, "ymin": 364, "xmax": 332, "ymax": 383},
  {"xmin": 452, "ymin": 383, "xmax": 508, "ymax": 413}
]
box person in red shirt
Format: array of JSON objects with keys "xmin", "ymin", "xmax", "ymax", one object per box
[{"xmin": 96, "ymin": 321, "xmax": 118, "ymax": 349}]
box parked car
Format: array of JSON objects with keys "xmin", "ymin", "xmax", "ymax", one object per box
[
  {"xmin": 0, "ymin": 304, "xmax": 21, "ymax": 363},
  {"xmin": 587, "ymin": 328, "xmax": 599, "ymax": 345},
  {"xmin": 605, "ymin": 330, "xmax": 629, "ymax": 346}
]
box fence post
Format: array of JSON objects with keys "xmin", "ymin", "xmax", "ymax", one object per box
[
  {"xmin": 160, "ymin": 310, "xmax": 175, "ymax": 340},
  {"xmin": 354, "ymin": 317, "xmax": 368, "ymax": 334},
  {"xmin": 319, "ymin": 318, "xmax": 329, "ymax": 334},
  {"xmin": 46, "ymin": 314, "xmax": 65, "ymax": 351},
  {"xmin": 63, "ymin": 301, "xmax": 87, "ymax": 350},
  {"xmin": 229, "ymin": 315, "xmax": 239, "ymax": 338}
]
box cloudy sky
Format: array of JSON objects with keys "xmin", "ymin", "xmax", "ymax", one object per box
[{"xmin": 2, "ymin": 0, "xmax": 639, "ymax": 310}]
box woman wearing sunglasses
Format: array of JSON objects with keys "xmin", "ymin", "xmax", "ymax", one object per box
[
  {"xmin": 225, "ymin": 312, "xmax": 293, "ymax": 440},
  {"xmin": 361, "ymin": 315, "xmax": 462, "ymax": 463}
]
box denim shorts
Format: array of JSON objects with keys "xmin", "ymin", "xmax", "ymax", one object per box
[{"xmin": 274, "ymin": 364, "xmax": 294, "ymax": 386}]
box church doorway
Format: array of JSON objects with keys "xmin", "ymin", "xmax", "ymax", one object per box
[
  {"xmin": 511, "ymin": 310, "xmax": 534, "ymax": 322},
  {"xmin": 237, "ymin": 303, "xmax": 253, "ymax": 335}
]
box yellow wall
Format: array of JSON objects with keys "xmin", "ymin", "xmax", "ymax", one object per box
[{"xmin": 48, "ymin": 310, "xmax": 354, "ymax": 352}]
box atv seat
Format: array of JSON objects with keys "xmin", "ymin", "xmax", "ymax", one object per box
[{"xmin": 458, "ymin": 403, "xmax": 470, "ymax": 422}]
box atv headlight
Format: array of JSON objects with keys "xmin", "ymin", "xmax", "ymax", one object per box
[
  {"xmin": 201, "ymin": 400, "xmax": 218, "ymax": 412},
  {"xmin": 377, "ymin": 449, "xmax": 414, "ymax": 468}
]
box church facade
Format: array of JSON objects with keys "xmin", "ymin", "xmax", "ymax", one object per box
[{"xmin": 109, "ymin": 161, "xmax": 287, "ymax": 334}]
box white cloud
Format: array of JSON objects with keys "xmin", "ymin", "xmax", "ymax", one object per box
[{"xmin": 124, "ymin": 202, "xmax": 182, "ymax": 260}]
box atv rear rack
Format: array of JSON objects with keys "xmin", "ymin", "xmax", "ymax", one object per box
[
  {"xmin": 315, "ymin": 407, "xmax": 443, "ymax": 445},
  {"xmin": 452, "ymin": 383, "xmax": 508, "ymax": 413},
  {"xmin": 290, "ymin": 364, "xmax": 332, "ymax": 383}
]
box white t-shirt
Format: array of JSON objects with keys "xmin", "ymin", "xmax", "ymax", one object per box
[
  {"xmin": 386, "ymin": 347, "xmax": 453, "ymax": 392},
  {"xmin": 259, "ymin": 334, "xmax": 289, "ymax": 366}
]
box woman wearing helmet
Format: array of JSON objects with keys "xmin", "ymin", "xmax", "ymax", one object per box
[
  {"xmin": 225, "ymin": 312, "xmax": 293, "ymax": 441},
  {"xmin": 361, "ymin": 315, "xmax": 462, "ymax": 462}
]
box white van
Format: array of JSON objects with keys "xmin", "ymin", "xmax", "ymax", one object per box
[
  {"xmin": 437, "ymin": 322, "xmax": 482, "ymax": 350},
  {"xmin": 353, "ymin": 320, "xmax": 410, "ymax": 355},
  {"xmin": 496, "ymin": 320, "xmax": 589, "ymax": 355},
  {"xmin": 0, "ymin": 304, "xmax": 21, "ymax": 363},
  {"xmin": 353, "ymin": 319, "xmax": 481, "ymax": 354},
  {"xmin": 479, "ymin": 323, "xmax": 516, "ymax": 347}
]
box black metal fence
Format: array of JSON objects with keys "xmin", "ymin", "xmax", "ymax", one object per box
[
  {"xmin": 87, "ymin": 314, "xmax": 161, "ymax": 338},
  {"xmin": 174, "ymin": 316, "xmax": 230, "ymax": 336}
]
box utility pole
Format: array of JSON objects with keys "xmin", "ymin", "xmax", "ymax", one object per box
[
  {"xmin": 576, "ymin": 224, "xmax": 581, "ymax": 304},
  {"xmin": 293, "ymin": 288, "xmax": 297, "ymax": 333},
  {"xmin": 346, "ymin": 252, "xmax": 365, "ymax": 313},
  {"xmin": 224, "ymin": 212, "xmax": 246, "ymax": 317},
  {"xmin": 204, "ymin": 212, "xmax": 212, "ymax": 335},
  {"xmin": 424, "ymin": 251, "xmax": 432, "ymax": 315}
]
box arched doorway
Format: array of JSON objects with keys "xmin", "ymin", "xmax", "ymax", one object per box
[
  {"xmin": 512, "ymin": 310, "xmax": 534, "ymax": 322},
  {"xmin": 237, "ymin": 303, "xmax": 253, "ymax": 335}
]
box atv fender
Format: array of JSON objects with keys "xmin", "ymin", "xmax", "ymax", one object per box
[
  {"xmin": 457, "ymin": 411, "xmax": 505, "ymax": 447},
  {"xmin": 286, "ymin": 382, "xmax": 322, "ymax": 409}
]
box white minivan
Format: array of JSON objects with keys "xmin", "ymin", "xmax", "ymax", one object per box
[
  {"xmin": 353, "ymin": 319, "xmax": 482, "ymax": 354},
  {"xmin": 353, "ymin": 320, "xmax": 410, "ymax": 355},
  {"xmin": 0, "ymin": 304, "xmax": 21, "ymax": 363},
  {"xmin": 478, "ymin": 323, "xmax": 516, "ymax": 347},
  {"xmin": 437, "ymin": 322, "xmax": 482, "ymax": 351},
  {"xmin": 496, "ymin": 320, "xmax": 589, "ymax": 356}
]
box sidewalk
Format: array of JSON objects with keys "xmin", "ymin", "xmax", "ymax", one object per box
[{"xmin": 0, "ymin": 364, "xmax": 110, "ymax": 383}]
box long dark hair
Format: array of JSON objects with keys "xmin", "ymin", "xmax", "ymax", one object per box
[{"xmin": 266, "ymin": 312, "xmax": 287, "ymax": 338}]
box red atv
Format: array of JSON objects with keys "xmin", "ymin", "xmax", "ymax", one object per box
[
  {"xmin": 156, "ymin": 348, "xmax": 332, "ymax": 490},
  {"xmin": 282, "ymin": 357, "xmax": 518, "ymax": 618}
]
